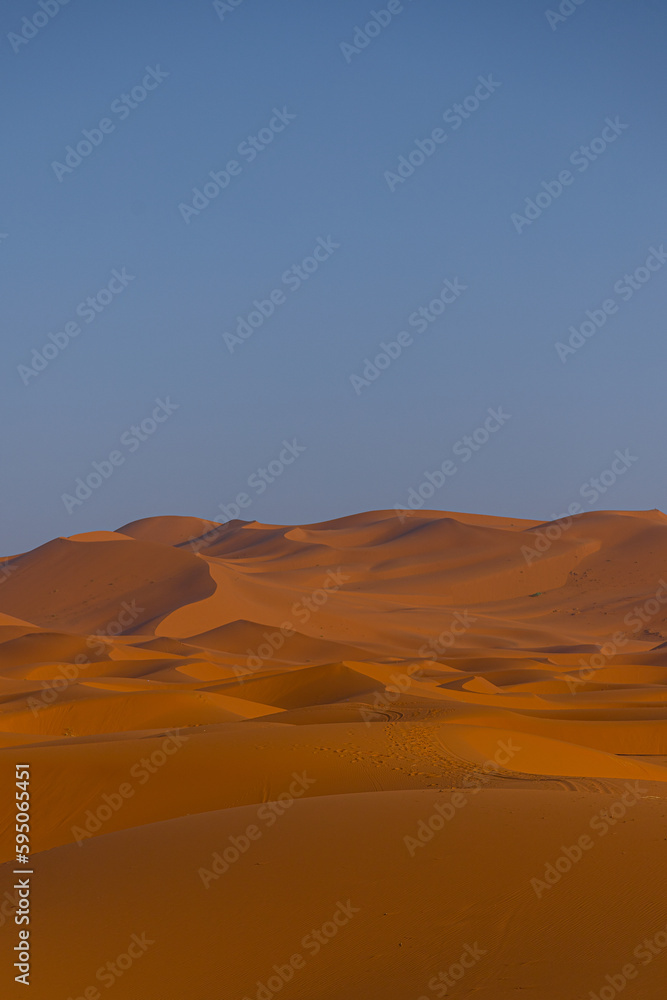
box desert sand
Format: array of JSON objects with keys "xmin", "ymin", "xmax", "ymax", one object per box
[{"xmin": 1, "ymin": 507, "xmax": 667, "ymax": 998}]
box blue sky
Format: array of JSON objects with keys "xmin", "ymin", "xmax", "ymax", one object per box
[{"xmin": 2, "ymin": 0, "xmax": 666, "ymax": 553}]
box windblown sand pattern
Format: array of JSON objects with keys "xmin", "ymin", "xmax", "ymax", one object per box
[{"xmin": 2, "ymin": 508, "xmax": 666, "ymax": 998}]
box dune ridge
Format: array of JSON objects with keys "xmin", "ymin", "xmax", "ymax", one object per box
[{"xmin": 1, "ymin": 507, "xmax": 666, "ymax": 998}]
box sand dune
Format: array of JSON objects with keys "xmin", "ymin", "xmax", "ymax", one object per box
[{"xmin": 1, "ymin": 507, "xmax": 666, "ymax": 998}]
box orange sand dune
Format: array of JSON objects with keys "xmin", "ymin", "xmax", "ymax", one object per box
[{"xmin": 1, "ymin": 507, "xmax": 666, "ymax": 998}]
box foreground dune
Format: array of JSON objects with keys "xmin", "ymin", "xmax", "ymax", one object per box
[{"xmin": 1, "ymin": 508, "xmax": 666, "ymax": 998}]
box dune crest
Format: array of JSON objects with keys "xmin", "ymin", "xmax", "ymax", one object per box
[{"xmin": 2, "ymin": 507, "xmax": 666, "ymax": 998}]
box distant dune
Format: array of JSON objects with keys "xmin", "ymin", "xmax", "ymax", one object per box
[{"xmin": 2, "ymin": 508, "xmax": 667, "ymax": 998}]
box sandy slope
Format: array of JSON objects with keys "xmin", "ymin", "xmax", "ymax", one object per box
[{"xmin": 1, "ymin": 507, "xmax": 666, "ymax": 998}]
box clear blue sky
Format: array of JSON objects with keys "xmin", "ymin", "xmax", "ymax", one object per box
[{"xmin": 2, "ymin": 0, "xmax": 666, "ymax": 553}]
